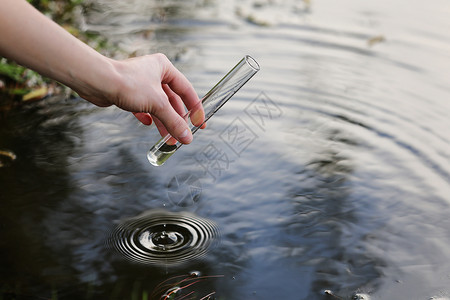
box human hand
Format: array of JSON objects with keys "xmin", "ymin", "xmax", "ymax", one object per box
[{"xmin": 79, "ymin": 53, "xmax": 205, "ymax": 144}]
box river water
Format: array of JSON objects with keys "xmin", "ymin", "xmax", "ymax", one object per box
[{"xmin": 1, "ymin": 0, "xmax": 450, "ymax": 299}]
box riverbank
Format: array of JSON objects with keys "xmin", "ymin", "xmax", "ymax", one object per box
[{"xmin": 0, "ymin": 0, "xmax": 110, "ymax": 111}]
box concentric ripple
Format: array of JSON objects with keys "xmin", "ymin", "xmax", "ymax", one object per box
[{"xmin": 106, "ymin": 210, "xmax": 220, "ymax": 266}]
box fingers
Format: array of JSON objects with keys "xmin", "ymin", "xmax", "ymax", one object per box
[
  {"xmin": 153, "ymin": 116, "xmax": 178, "ymax": 145},
  {"xmin": 160, "ymin": 57, "xmax": 205, "ymax": 126},
  {"xmin": 162, "ymin": 84, "xmax": 186, "ymax": 117},
  {"xmin": 121, "ymin": 54, "xmax": 206, "ymax": 144},
  {"xmin": 132, "ymin": 84, "xmax": 200, "ymax": 145},
  {"xmin": 163, "ymin": 83, "xmax": 205, "ymax": 129},
  {"xmin": 151, "ymin": 91, "xmax": 193, "ymax": 144},
  {"xmin": 190, "ymin": 104, "xmax": 206, "ymax": 127},
  {"xmin": 133, "ymin": 112, "xmax": 153, "ymax": 125}
]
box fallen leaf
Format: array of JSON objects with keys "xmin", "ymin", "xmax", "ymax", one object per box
[
  {"xmin": 22, "ymin": 86, "xmax": 48, "ymax": 101},
  {"xmin": 367, "ymin": 35, "xmax": 385, "ymax": 47}
]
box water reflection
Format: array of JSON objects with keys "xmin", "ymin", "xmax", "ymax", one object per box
[
  {"xmin": 0, "ymin": 96, "xmax": 83, "ymax": 297},
  {"xmin": 2, "ymin": 0, "xmax": 450, "ymax": 299},
  {"xmin": 81, "ymin": 0, "xmax": 201, "ymax": 59},
  {"xmin": 289, "ymin": 128, "xmax": 384, "ymax": 298}
]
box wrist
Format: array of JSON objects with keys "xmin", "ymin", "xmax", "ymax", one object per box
[{"xmin": 70, "ymin": 54, "xmax": 122, "ymax": 107}]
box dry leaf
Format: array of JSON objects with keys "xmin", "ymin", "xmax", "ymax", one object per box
[
  {"xmin": 367, "ymin": 35, "xmax": 385, "ymax": 47},
  {"xmin": 22, "ymin": 86, "xmax": 48, "ymax": 101}
]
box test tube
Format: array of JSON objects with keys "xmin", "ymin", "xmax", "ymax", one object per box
[{"xmin": 147, "ymin": 55, "xmax": 260, "ymax": 166}]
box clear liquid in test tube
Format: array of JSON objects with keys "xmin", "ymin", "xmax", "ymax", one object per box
[{"xmin": 147, "ymin": 55, "xmax": 260, "ymax": 166}]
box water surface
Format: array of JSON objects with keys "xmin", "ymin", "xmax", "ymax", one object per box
[{"xmin": 1, "ymin": 0, "xmax": 450, "ymax": 299}]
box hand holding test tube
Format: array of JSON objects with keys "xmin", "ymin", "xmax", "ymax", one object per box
[{"xmin": 147, "ymin": 55, "xmax": 260, "ymax": 166}]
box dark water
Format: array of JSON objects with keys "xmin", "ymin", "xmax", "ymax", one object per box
[{"xmin": 1, "ymin": 0, "xmax": 450, "ymax": 299}]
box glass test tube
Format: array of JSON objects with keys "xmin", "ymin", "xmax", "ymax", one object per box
[{"xmin": 147, "ymin": 55, "xmax": 260, "ymax": 166}]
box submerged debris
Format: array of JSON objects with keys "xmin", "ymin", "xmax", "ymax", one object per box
[
  {"xmin": 151, "ymin": 273, "xmax": 224, "ymax": 300},
  {"xmin": 367, "ymin": 35, "xmax": 385, "ymax": 47},
  {"xmin": 0, "ymin": 149, "xmax": 17, "ymax": 168}
]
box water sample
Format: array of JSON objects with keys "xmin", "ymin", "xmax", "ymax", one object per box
[{"xmin": 147, "ymin": 55, "xmax": 260, "ymax": 166}]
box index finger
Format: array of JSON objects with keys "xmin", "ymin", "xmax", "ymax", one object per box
[{"xmin": 161, "ymin": 62, "xmax": 205, "ymax": 126}]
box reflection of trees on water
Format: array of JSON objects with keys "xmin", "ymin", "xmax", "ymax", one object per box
[
  {"xmin": 0, "ymin": 96, "xmax": 230, "ymax": 298},
  {"xmin": 82, "ymin": 0, "xmax": 201, "ymax": 60},
  {"xmin": 0, "ymin": 97, "xmax": 83, "ymax": 297},
  {"xmin": 284, "ymin": 128, "xmax": 385, "ymax": 298}
]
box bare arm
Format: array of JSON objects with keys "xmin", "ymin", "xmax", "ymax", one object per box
[{"xmin": 0, "ymin": 0, "xmax": 204, "ymax": 144}]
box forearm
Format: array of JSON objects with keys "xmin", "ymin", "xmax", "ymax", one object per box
[{"xmin": 0, "ymin": 0, "xmax": 119, "ymax": 100}]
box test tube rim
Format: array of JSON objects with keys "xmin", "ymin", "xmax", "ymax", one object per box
[{"xmin": 245, "ymin": 55, "xmax": 260, "ymax": 72}]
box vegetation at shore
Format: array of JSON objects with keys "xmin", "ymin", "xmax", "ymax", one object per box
[{"xmin": 0, "ymin": 0, "xmax": 106, "ymax": 110}]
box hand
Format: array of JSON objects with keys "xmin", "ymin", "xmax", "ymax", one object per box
[{"xmin": 78, "ymin": 53, "xmax": 205, "ymax": 144}]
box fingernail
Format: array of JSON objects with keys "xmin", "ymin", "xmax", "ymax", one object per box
[
  {"xmin": 179, "ymin": 128, "xmax": 192, "ymax": 143},
  {"xmin": 190, "ymin": 109, "xmax": 205, "ymax": 126},
  {"xmin": 143, "ymin": 115, "xmax": 153, "ymax": 125},
  {"xmin": 179, "ymin": 128, "xmax": 189, "ymax": 138}
]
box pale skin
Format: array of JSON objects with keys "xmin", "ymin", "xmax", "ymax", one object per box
[{"xmin": 0, "ymin": 0, "xmax": 205, "ymax": 144}]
